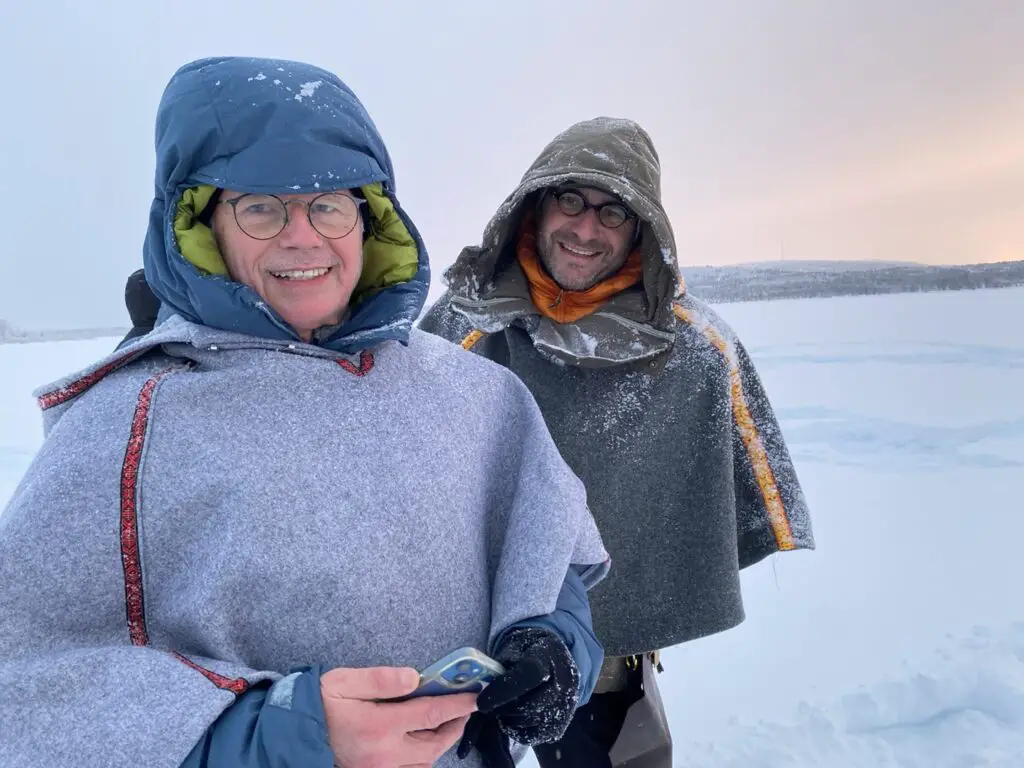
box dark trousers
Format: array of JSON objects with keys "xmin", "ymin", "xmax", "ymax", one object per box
[{"xmin": 533, "ymin": 676, "xmax": 644, "ymax": 768}]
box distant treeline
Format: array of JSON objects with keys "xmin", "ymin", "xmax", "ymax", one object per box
[
  {"xmin": 682, "ymin": 260, "xmax": 1024, "ymax": 304},
  {"xmin": 4, "ymin": 261, "xmax": 1023, "ymax": 342}
]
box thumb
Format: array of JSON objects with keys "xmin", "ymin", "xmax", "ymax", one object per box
[{"xmin": 321, "ymin": 665, "xmax": 420, "ymax": 702}]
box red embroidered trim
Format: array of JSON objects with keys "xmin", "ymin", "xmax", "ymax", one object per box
[
  {"xmin": 336, "ymin": 349, "xmax": 375, "ymax": 377},
  {"xmin": 118, "ymin": 363, "xmax": 249, "ymax": 696},
  {"xmin": 170, "ymin": 652, "xmax": 251, "ymax": 695},
  {"xmin": 120, "ymin": 369, "xmax": 175, "ymax": 646},
  {"xmin": 38, "ymin": 352, "xmax": 138, "ymax": 410}
]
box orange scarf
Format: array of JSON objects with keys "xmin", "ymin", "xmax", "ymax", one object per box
[{"xmin": 516, "ymin": 212, "xmax": 643, "ymax": 324}]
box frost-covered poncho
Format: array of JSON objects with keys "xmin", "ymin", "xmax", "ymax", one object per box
[
  {"xmin": 420, "ymin": 117, "xmax": 815, "ymax": 656},
  {"xmin": 0, "ymin": 57, "xmax": 608, "ymax": 768}
]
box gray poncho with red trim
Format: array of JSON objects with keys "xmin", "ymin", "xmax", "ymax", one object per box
[{"xmin": 0, "ymin": 318, "xmax": 609, "ymax": 767}]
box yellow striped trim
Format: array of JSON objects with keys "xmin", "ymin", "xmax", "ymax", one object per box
[
  {"xmin": 672, "ymin": 303, "xmax": 796, "ymax": 550},
  {"xmin": 460, "ymin": 330, "xmax": 486, "ymax": 351}
]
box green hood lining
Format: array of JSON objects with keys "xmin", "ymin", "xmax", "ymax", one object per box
[{"xmin": 172, "ymin": 183, "xmax": 419, "ymax": 305}]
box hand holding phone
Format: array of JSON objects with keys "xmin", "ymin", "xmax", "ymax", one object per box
[
  {"xmin": 320, "ymin": 665, "xmax": 476, "ymax": 767},
  {"xmin": 402, "ymin": 647, "xmax": 506, "ymax": 699}
]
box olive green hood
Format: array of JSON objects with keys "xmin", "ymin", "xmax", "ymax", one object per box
[{"xmin": 173, "ymin": 182, "xmax": 419, "ymax": 306}]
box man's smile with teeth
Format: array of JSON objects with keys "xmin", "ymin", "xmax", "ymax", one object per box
[
  {"xmin": 269, "ymin": 267, "xmax": 331, "ymax": 280},
  {"xmin": 560, "ymin": 242, "xmax": 600, "ymax": 257}
]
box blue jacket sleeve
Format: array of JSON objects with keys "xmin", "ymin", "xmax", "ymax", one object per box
[
  {"xmin": 496, "ymin": 565, "xmax": 605, "ymax": 706},
  {"xmin": 179, "ymin": 665, "xmax": 334, "ymax": 768}
]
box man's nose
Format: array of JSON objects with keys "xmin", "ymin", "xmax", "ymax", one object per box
[
  {"xmin": 278, "ymin": 202, "xmax": 323, "ymax": 247},
  {"xmin": 571, "ymin": 208, "xmax": 603, "ymax": 240}
]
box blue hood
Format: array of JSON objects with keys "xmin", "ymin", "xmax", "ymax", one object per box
[{"xmin": 142, "ymin": 56, "xmax": 430, "ymax": 352}]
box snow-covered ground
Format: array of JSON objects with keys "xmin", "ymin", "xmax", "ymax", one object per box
[
  {"xmin": 2, "ymin": 287, "xmax": 1023, "ymax": 766},
  {"xmin": 658, "ymin": 286, "xmax": 1024, "ymax": 767}
]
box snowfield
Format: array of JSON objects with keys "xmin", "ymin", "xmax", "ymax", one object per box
[{"xmin": 3, "ymin": 286, "xmax": 1022, "ymax": 767}]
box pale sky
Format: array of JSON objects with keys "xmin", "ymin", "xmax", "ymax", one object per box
[{"xmin": 1, "ymin": 0, "xmax": 1022, "ymax": 329}]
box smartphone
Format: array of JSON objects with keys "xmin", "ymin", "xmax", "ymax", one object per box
[{"xmin": 402, "ymin": 647, "xmax": 506, "ymax": 699}]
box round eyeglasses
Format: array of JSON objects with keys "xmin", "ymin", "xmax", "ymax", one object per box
[
  {"xmin": 220, "ymin": 193, "xmax": 361, "ymax": 240},
  {"xmin": 550, "ymin": 189, "xmax": 635, "ymax": 229}
]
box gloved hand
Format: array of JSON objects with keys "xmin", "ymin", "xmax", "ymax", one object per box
[{"xmin": 457, "ymin": 627, "xmax": 579, "ymax": 766}]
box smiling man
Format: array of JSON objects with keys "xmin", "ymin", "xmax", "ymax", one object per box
[
  {"xmin": 1, "ymin": 58, "xmax": 612, "ymax": 768},
  {"xmin": 207, "ymin": 189, "xmax": 363, "ymax": 339},
  {"xmin": 419, "ymin": 117, "xmax": 815, "ymax": 768},
  {"xmin": 533, "ymin": 186, "xmax": 640, "ymax": 292}
]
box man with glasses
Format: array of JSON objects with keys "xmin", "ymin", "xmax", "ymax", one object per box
[
  {"xmin": 1, "ymin": 58, "xmax": 612, "ymax": 768},
  {"xmin": 419, "ymin": 117, "xmax": 815, "ymax": 767}
]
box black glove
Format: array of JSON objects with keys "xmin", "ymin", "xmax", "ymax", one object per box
[
  {"xmin": 457, "ymin": 627, "xmax": 580, "ymax": 765},
  {"xmin": 456, "ymin": 715, "xmax": 515, "ymax": 768},
  {"xmin": 124, "ymin": 268, "xmax": 159, "ymax": 333}
]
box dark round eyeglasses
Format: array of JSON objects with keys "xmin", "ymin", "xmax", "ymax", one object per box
[
  {"xmin": 220, "ymin": 193, "xmax": 361, "ymax": 240},
  {"xmin": 550, "ymin": 188, "xmax": 635, "ymax": 229}
]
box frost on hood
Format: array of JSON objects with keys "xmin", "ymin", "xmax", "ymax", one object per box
[
  {"xmin": 241, "ymin": 66, "xmax": 338, "ymax": 115},
  {"xmin": 294, "ymin": 80, "xmax": 323, "ymax": 102},
  {"xmin": 443, "ymin": 115, "xmax": 686, "ymax": 336}
]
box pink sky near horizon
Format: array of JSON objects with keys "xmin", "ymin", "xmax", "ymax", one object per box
[
  {"xmin": 1, "ymin": 1, "xmax": 1022, "ymax": 328},
  {"xmin": 660, "ymin": 101, "xmax": 1024, "ymax": 267}
]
